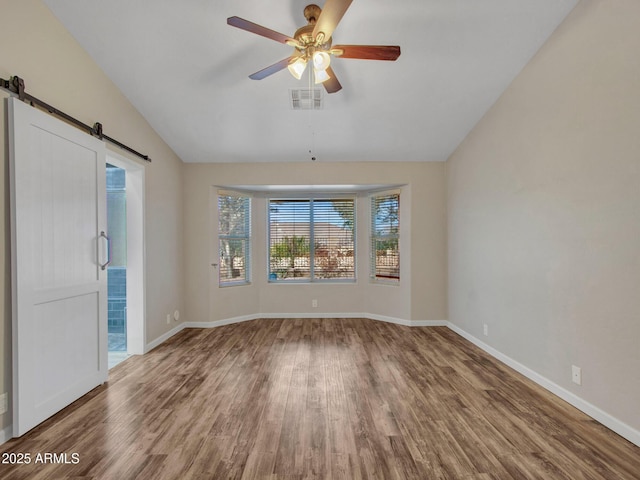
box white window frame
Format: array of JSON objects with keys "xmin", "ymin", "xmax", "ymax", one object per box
[
  {"xmin": 370, "ymin": 191, "xmax": 400, "ymax": 284},
  {"xmin": 267, "ymin": 195, "xmax": 356, "ymax": 283},
  {"xmin": 218, "ymin": 190, "xmax": 251, "ymax": 287}
]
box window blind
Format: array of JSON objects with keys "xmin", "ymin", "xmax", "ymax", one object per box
[
  {"xmin": 268, "ymin": 198, "xmax": 355, "ymax": 281},
  {"xmin": 218, "ymin": 192, "xmax": 251, "ymax": 285},
  {"xmin": 371, "ymin": 193, "xmax": 400, "ymax": 280}
]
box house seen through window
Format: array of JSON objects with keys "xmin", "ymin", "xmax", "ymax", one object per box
[{"xmin": 268, "ymin": 198, "xmax": 355, "ymax": 282}]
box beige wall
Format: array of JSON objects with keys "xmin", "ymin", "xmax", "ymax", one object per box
[
  {"xmin": 183, "ymin": 162, "xmax": 447, "ymax": 324},
  {"xmin": 0, "ymin": 0, "xmax": 185, "ymax": 433},
  {"xmin": 447, "ymin": 0, "xmax": 640, "ymax": 434},
  {"xmin": 7, "ymin": 0, "xmax": 635, "ymax": 451}
]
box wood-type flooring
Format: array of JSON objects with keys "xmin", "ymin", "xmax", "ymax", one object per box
[{"xmin": 1, "ymin": 318, "xmax": 639, "ymax": 479}]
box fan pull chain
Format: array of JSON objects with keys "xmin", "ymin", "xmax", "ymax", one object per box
[{"xmin": 308, "ymin": 66, "xmax": 317, "ymax": 161}]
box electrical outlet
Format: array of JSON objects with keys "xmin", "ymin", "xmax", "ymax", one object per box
[
  {"xmin": 166, "ymin": 314, "xmax": 171, "ymax": 325},
  {"xmin": 0, "ymin": 392, "xmax": 7, "ymax": 415},
  {"xmin": 483, "ymin": 324, "xmax": 488, "ymax": 336},
  {"xmin": 572, "ymin": 365, "xmax": 582, "ymax": 385},
  {"xmin": 173, "ymin": 310, "xmax": 180, "ymax": 322},
  {"xmin": 312, "ymin": 299, "xmax": 318, "ymax": 308}
]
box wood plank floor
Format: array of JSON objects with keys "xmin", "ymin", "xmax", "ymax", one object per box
[{"xmin": 1, "ymin": 318, "xmax": 638, "ymax": 479}]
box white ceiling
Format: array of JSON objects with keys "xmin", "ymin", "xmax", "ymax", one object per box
[{"xmin": 43, "ymin": 0, "xmax": 577, "ymax": 163}]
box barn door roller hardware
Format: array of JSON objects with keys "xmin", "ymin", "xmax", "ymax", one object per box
[{"xmin": 1, "ymin": 75, "xmax": 151, "ymax": 162}]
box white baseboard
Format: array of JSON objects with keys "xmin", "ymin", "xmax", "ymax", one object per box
[
  {"xmin": 447, "ymin": 322, "xmax": 640, "ymax": 448},
  {"xmin": 144, "ymin": 323, "xmax": 186, "ymax": 353},
  {"xmin": 182, "ymin": 313, "xmax": 260, "ymax": 329},
  {"xmin": 259, "ymin": 312, "xmax": 365, "ymax": 320},
  {"xmin": 363, "ymin": 314, "xmax": 448, "ymax": 327},
  {"xmin": 0, "ymin": 424, "xmax": 12, "ymax": 444},
  {"xmin": 411, "ymin": 319, "xmax": 449, "ymax": 327},
  {"xmin": 181, "ymin": 313, "xmax": 447, "ymax": 328}
]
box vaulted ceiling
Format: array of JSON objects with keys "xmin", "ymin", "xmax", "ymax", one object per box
[{"xmin": 43, "ymin": 0, "xmax": 578, "ymax": 163}]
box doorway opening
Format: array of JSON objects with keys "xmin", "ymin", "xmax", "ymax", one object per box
[
  {"xmin": 106, "ymin": 163, "xmax": 127, "ymax": 367},
  {"xmin": 106, "ymin": 152, "xmax": 145, "ymax": 368}
]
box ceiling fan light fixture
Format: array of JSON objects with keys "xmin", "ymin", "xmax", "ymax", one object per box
[
  {"xmin": 228, "ymin": 2, "xmax": 400, "ymax": 94},
  {"xmin": 314, "ymin": 67, "xmax": 330, "ymax": 84},
  {"xmin": 288, "ymin": 57, "xmax": 308, "ymax": 80},
  {"xmin": 312, "ymin": 51, "xmax": 331, "ymax": 71}
]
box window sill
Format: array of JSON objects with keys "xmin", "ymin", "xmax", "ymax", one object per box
[
  {"xmin": 370, "ymin": 277, "xmax": 400, "ymax": 286},
  {"xmin": 268, "ymin": 279, "xmax": 357, "ymax": 285},
  {"xmin": 219, "ymin": 281, "xmax": 251, "ymax": 288}
]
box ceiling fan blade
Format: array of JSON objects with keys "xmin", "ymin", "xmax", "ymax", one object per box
[
  {"xmin": 249, "ymin": 57, "xmax": 296, "ymax": 80},
  {"xmin": 323, "ymin": 66, "xmax": 342, "ymax": 94},
  {"xmin": 312, "ymin": 0, "xmax": 353, "ymax": 42},
  {"xmin": 227, "ymin": 16, "xmax": 298, "ymax": 45},
  {"xmin": 332, "ymin": 45, "xmax": 401, "ymax": 61}
]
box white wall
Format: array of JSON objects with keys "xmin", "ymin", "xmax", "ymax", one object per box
[
  {"xmin": 183, "ymin": 162, "xmax": 447, "ymax": 325},
  {"xmin": 0, "ymin": 0, "xmax": 185, "ymax": 435},
  {"xmin": 447, "ymin": 0, "xmax": 640, "ymax": 437}
]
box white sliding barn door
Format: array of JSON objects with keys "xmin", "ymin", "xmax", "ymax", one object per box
[{"xmin": 9, "ymin": 97, "xmax": 108, "ymax": 437}]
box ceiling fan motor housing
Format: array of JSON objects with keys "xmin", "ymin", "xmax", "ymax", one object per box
[
  {"xmin": 304, "ymin": 4, "xmax": 321, "ymax": 24},
  {"xmin": 295, "ymin": 5, "xmax": 332, "ymax": 52}
]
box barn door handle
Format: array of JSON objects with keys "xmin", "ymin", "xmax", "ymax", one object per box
[{"xmin": 99, "ymin": 231, "xmax": 111, "ymax": 270}]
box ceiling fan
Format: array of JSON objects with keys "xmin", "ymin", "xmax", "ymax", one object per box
[{"xmin": 227, "ymin": 0, "xmax": 401, "ymax": 94}]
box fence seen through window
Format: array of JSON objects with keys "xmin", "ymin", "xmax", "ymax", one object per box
[
  {"xmin": 269, "ymin": 198, "xmax": 355, "ymax": 281},
  {"xmin": 371, "ymin": 193, "xmax": 400, "ymax": 281}
]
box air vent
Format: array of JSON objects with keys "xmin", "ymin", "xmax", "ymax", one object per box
[{"xmin": 289, "ymin": 88, "xmax": 323, "ymax": 110}]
